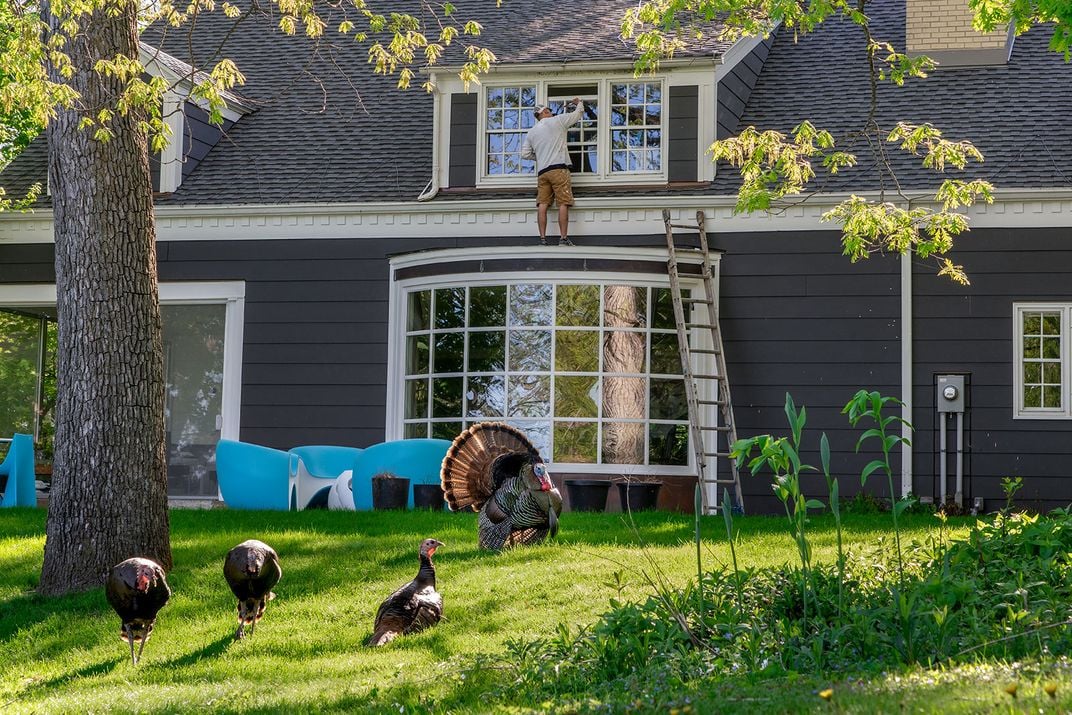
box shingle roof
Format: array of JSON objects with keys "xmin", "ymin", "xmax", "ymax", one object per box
[{"xmin": 711, "ymin": 0, "xmax": 1072, "ymax": 194}]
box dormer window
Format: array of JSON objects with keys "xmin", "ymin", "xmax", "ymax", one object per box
[{"xmin": 477, "ymin": 77, "xmax": 667, "ymax": 185}]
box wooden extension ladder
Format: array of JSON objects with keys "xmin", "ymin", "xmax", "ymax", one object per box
[{"xmin": 663, "ymin": 209, "xmax": 744, "ymax": 515}]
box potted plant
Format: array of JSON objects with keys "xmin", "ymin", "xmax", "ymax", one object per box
[
  {"xmin": 564, "ymin": 478, "xmax": 611, "ymax": 512},
  {"xmin": 614, "ymin": 477, "xmax": 662, "ymax": 512},
  {"xmin": 371, "ymin": 473, "xmax": 411, "ymax": 510}
]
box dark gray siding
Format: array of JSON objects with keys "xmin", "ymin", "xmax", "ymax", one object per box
[
  {"xmin": 667, "ymin": 86, "xmax": 698, "ymax": 182},
  {"xmin": 716, "ymin": 36, "xmax": 774, "ymax": 139},
  {"xmin": 714, "ymin": 229, "xmax": 901, "ymax": 513},
  {"xmin": 910, "ymin": 227, "xmax": 1072, "ymax": 513},
  {"xmin": 448, "ymin": 94, "xmax": 477, "ymax": 187},
  {"xmin": 181, "ymin": 102, "xmax": 234, "ymax": 182}
]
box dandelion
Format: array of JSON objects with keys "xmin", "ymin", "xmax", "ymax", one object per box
[
  {"xmin": 1004, "ymin": 683, "xmax": 1018, "ymax": 698},
  {"xmin": 1045, "ymin": 682, "xmax": 1058, "ymax": 698},
  {"xmin": 819, "ymin": 689, "xmax": 834, "ymax": 701}
]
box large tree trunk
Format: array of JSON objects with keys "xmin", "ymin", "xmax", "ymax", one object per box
[{"xmin": 39, "ymin": 0, "xmax": 171, "ymax": 595}]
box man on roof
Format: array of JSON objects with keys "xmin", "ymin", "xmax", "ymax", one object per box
[{"xmin": 522, "ymin": 98, "xmax": 583, "ymax": 246}]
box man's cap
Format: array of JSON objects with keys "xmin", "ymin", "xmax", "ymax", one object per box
[{"xmin": 534, "ymin": 104, "xmax": 551, "ymax": 115}]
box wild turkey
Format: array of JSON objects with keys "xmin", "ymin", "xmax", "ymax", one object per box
[
  {"xmin": 223, "ymin": 539, "xmax": 282, "ymax": 640},
  {"xmin": 440, "ymin": 421, "xmax": 563, "ymax": 550},
  {"xmin": 105, "ymin": 557, "xmax": 171, "ymax": 665},
  {"xmin": 368, "ymin": 538, "xmax": 444, "ymax": 646}
]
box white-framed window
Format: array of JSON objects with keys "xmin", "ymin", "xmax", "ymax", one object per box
[
  {"xmin": 477, "ymin": 77, "xmax": 667, "ymax": 185},
  {"xmin": 393, "ymin": 275, "xmax": 709, "ymax": 473},
  {"xmin": 1014, "ymin": 303, "xmax": 1069, "ymax": 418},
  {"xmin": 0, "ymin": 282, "xmax": 245, "ymax": 497}
]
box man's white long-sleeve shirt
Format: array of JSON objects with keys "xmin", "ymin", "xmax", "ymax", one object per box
[{"xmin": 521, "ymin": 102, "xmax": 584, "ymax": 174}]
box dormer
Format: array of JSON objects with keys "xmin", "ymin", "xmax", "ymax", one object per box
[
  {"xmin": 139, "ymin": 43, "xmax": 254, "ymax": 194},
  {"xmin": 906, "ymin": 0, "xmax": 1014, "ymax": 67}
]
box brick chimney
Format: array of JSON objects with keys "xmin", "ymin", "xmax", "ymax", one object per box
[{"xmin": 905, "ymin": 0, "xmax": 1014, "ymax": 67}]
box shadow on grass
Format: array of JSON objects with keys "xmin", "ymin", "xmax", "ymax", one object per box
[{"xmin": 151, "ymin": 632, "xmax": 235, "ymax": 670}]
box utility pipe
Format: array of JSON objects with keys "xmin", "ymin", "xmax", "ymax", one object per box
[
  {"xmin": 955, "ymin": 412, "xmax": 964, "ymax": 508},
  {"xmin": 417, "ymin": 82, "xmax": 442, "ymax": 202},
  {"xmin": 939, "ymin": 414, "xmax": 947, "ymax": 507}
]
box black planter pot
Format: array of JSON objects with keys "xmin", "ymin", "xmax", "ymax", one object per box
[
  {"xmin": 413, "ymin": 483, "xmax": 445, "ymax": 510},
  {"xmin": 565, "ymin": 479, "xmax": 610, "ymax": 512},
  {"xmin": 616, "ymin": 481, "xmax": 662, "ymax": 512},
  {"xmin": 371, "ymin": 475, "xmax": 411, "ymax": 510}
]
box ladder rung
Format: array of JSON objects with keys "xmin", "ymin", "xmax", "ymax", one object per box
[
  {"xmin": 696, "ymin": 399, "xmax": 726, "ymax": 406},
  {"xmin": 698, "ymin": 425, "xmax": 732, "ymax": 432},
  {"xmin": 685, "ymin": 323, "xmax": 716, "ymax": 329},
  {"xmin": 682, "ymin": 298, "xmax": 713, "ymax": 305},
  {"xmin": 699, "ymin": 479, "xmax": 740, "ymax": 485},
  {"xmin": 689, "ymin": 348, "xmax": 721, "ymax": 355},
  {"xmin": 669, "ymin": 223, "xmax": 701, "ymax": 230},
  {"xmin": 689, "ymin": 373, "xmax": 721, "ymax": 380},
  {"xmin": 704, "ymin": 451, "xmax": 733, "ymax": 458}
]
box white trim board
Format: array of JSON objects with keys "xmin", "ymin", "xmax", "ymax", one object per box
[{"xmin": 2, "ymin": 190, "xmax": 1072, "ymax": 244}]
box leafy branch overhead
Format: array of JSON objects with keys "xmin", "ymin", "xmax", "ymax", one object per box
[
  {"xmin": 622, "ymin": 0, "xmax": 1071, "ymax": 284},
  {"xmin": 0, "ymin": 0, "xmax": 499, "ymax": 174}
]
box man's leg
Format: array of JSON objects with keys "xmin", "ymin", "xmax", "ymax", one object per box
[
  {"xmin": 537, "ymin": 203, "xmax": 549, "ymax": 244},
  {"xmin": 557, "ymin": 204, "xmax": 573, "ymax": 246}
]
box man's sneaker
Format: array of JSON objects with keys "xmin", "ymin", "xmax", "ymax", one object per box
[
  {"xmin": 559, "ymin": 237, "xmax": 575, "ymax": 246},
  {"xmin": 539, "ymin": 236, "xmax": 548, "ymax": 245}
]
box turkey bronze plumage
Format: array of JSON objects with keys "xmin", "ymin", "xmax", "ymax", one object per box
[
  {"xmin": 368, "ymin": 538, "xmax": 444, "ymax": 647},
  {"xmin": 105, "ymin": 557, "xmax": 171, "ymax": 665},
  {"xmin": 223, "ymin": 539, "xmax": 282, "ymax": 640},
  {"xmin": 440, "ymin": 421, "xmax": 563, "ymax": 550}
]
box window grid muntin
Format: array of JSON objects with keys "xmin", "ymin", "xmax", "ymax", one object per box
[
  {"xmin": 1014, "ymin": 304, "xmax": 1070, "ymax": 418},
  {"xmin": 484, "ymin": 85, "xmax": 537, "ymax": 176},
  {"xmin": 610, "ymin": 81, "xmax": 662, "ymax": 174},
  {"xmin": 402, "ymin": 280, "xmax": 691, "ymax": 465}
]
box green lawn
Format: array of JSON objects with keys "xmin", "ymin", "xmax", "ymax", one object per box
[{"xmin": 1, "ymin": 507, "xmax": 1066, "ymax": 713}]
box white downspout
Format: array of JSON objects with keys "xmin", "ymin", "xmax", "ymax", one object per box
[
  {"xmin": 901, "ymin": 252, "xmax": 913, "ymax": 497},
  {"xmin": 417, "ymin": 81, "xmax": 442, "ymax": 202}
]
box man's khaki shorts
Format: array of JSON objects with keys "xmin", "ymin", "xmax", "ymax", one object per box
[{"xmin": 536, "ymin": 168, "xmax": 574, "ymax": 207}]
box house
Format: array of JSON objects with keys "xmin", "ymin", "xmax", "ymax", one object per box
[{"xmin": 1, "ymin": 0, "xmax": 1070, "ymax": 513}]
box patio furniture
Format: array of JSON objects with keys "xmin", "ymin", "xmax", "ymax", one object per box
[
  {"xmin": 351, "ymin": 438, "xmax": 451, "ymax": 510},
  {"xmin": 289, "ymin": 445, "xmax": 364, "ymax": 510},
  {"xmin": 216, "ymin": 439, "xmax": 290, "ymax": 510},
  {"xmin": 0, "ymin": 433, "xmax": 35, "ymax": 508}
]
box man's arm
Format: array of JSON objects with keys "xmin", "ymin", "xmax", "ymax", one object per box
[
  {"xmin": 521, "ymin": 134, "xmax": 535, "ymax": 161},
  {"xmin": 560, "ymin": 97, "xmax": 584, "ymax": 128}
]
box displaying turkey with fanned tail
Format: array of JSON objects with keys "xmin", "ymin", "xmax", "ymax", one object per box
[
  {"xmin": 223, "ymin": 539, "xmax": 282, "ymax": 640},
  {"xmin": 367, "ymin": 538, "xmax": 444, "ymax": 646},
  {"xmin": 440, "ymin": 422, "xmax": 563, "ymax": 550},
  {"xmin": 105, "ymin": 557, "xmax": 171, "ymax": 665}
]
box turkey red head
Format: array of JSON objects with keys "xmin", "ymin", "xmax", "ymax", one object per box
[
  {"xmin": 521, "ymin": 461, "xmax": 553, "ymax": 492},
  {"xmin": 420, "ymin": 538, "xmax": 444, "ymax": 558}
]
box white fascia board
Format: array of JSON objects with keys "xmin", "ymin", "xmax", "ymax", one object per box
[
  {"xmin": 140, "ymin": 43, "xmax": 252, "ymax": 123},
  {"xmin": 4, "ymin": 188, "xmax": 1072, "ymax": 244},
  {"xmin": 0, "ymin": 281, "xmax": 245, "ymax": 304}
]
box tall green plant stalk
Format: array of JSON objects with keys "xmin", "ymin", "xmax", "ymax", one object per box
[
  {"xmin": 721, "ymin": 487, "xmax": 743, "ymax": 606},
  {"xmin": 819, "ymin": 432, "xmax": 845, "ymax": 619},
  {"xmin": 694, "ymin": 483, "xmax": 704, "ymax": 621},
  {"xmin": 843, "ymin": 390, "xmax": 914, "ymax": 588},
  {"xmin": 732, "ymin": 393, "xmax": 824, "ymax": 626}
]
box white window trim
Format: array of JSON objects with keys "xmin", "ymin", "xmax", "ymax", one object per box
[
  {"xmin": 475, "ymin": 76, "xmax": 670, "ymax": 188},
  {"xmin": 386, "ymin": 248, "xmax": 719, "ymax": 477},
  {"xmin": 1013, "ymin": 302, "xmax": 1070, "ymax": 419},
  {"xmin": 0, "ymin": 281, "xmax": 245, "ymax": 440}
]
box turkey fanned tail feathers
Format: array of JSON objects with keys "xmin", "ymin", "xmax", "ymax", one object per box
[{"xmin": 440, "ymin": 421, "xmax": 563, "ymax": 550}]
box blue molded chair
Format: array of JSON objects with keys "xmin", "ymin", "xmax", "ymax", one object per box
[
  {"xmin": 0, "ymin": 433, "xmax": 36, "ymax": 507},
  {"xmin": 216, "ymin": 439, "xmax": 290, "ymax": 510},
  {"xmin": 351, "ymin": 439, "xmax": 451, "ymax": 510},
  {"xmin": 289, "ymin": 445, "xmax": 364, "ymax": 510}
]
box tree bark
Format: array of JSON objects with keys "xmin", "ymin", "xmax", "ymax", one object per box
[{"xmin": 39, "ymin": 0, "xmax": 171, "ymax": 595}]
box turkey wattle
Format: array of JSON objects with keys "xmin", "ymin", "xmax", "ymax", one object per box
[
  {"xmin": 367, "ymin": 538, "xmax": 444, "ymax": 647},
  {"xmin": 440, "ymin": 421, "xmax": 562, "ymax": 550},
  {"xmin": 105, "ymin": 557, "xmax": 171, "ymax": 665},
  {"xmin": 223, "ymin": 539, "xmax": 282, "ymax": 640}
]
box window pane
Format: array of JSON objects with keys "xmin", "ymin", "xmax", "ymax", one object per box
[
  {"xmin": 510, "ymin": 284, "xmax": 552, "ymax": 326},
  {"xmin": 649, "ymin": 423, "xmax": 688, "ymax": 465},
  {"xmin": 556, "ymin": 284, "xmax": 599, "ymax": 326},
  {"xmin": 434, "ymin": 287, "xmax": 466, "ymax": 329},
  {"xmin": 651, "ymin": 333, "xmax": 682, "ymax": 375},
  {"xmin": 603, "ymin": 286, "xmax": 646, "ymax": 328},
  {"xmin": 603, "ymin": 422, "xmax": 645, "ymax": 464},
  {"xmin": 468, "ymin": 331, "xmax": 505, "ymax": 372},
  {"xmin": 508, "ymin": 374, "xmax": 550, "ymax": 417},
  {"xmin": 432, "ymin": 421, "xmax": 463, "ymax": 440},
  {"xmin": 1044, "ymin": 385, "xmax": 1062, "ymax": 408},
  {"xmin": 1044, "ymin": 362, "xmax": 1061, "ymax": 383},
  {"xmin": 1024, "ymin": 313, "xmax": 1041, "ymax": 335},
  {"xmin": 650, "ymin": 378, "xmax": 687, "ymax": 420},
  {"xmin": 1043, "ymin": 336, "xmax": 1061, "ymax": 360},
  {"xmin": 433, "ymin": 332, "xmax": 464, "ymax": 373},
  {"xmin": 1024, "ymin": 336, "xmax": 1040, "ymax": 359},
  {"xmin": 507, "ymin": 419, "xmax": 551, "ymax": 458},
  {"xmin": 470, "ymin": 286, "xmax": 507, "ymax": 327},
  {"xmin": 554, "ymin": 375, "xmax": 599, "ymax": 417},
  {"xmin": 487, "ymin": 88, "xmax": 503, "ymax": 108},
  {"xmin": 604, "ymin": 331, "xmax": 647, "ymax": 373},
  {"xmin": 466, "ymin": 375, "xmax": 506, "ymax": 418},
  {"xmin": 404, "ymin": 422, "xmax": 428, "ymax": 439},
  {"xmin": 406, "ymin": 335, "xmax": 430, "ymax": 375},
  {"xmin": 509, "ymin": 330, "xmax": 552, "ymax": 372},
  {"xmin": 651, "ymin": 288, "xmax": 682, "ymax": 329},
  {"xmin": 1024, "ymin": 362, "xmax": 1041, "ymax": 383},
  {"xmin": 603, "ymin": 376, "xmax": 644, "ymax": 419},
  {"xmin": 553, "ymin": 421, "xmax": 597, "ymax": 463},
  {"xmin": 555, "ymin": 330, "xmax": 599, "ymax": 372},
  {"xmin": 0, "ymin": 310, "xmax": 44, "ymax": 440},
  {"xmin": 487, "ymin": 133, "xmax": 504, "ymax": 153},
  {"xmin": 405, "ymin": 379, "xmax": 428, "ymax": 419},
  {"xmin": 407, "ymin": 291, "xmax": 430, "ymax": 331},
  {"xmin": 431, "ymin": 377, "xmax": 463, "ymax": 417},
  {"xmin": 1043, "ymin": 314, "xmax": 1061, "ymax": 335}
]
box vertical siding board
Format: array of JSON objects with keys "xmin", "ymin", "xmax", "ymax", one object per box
[
  {"xmin": 667, "ymin": 85, "xmax": 698, "ymax": 182},
  {"xmin": 448, "ymin": 93, "xmax": 477, "ymax": 187}
]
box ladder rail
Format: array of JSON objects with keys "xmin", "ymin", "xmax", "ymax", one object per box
[{"xmin": 662, "ymin": 208, "xmax": 744, "ymax": 515}]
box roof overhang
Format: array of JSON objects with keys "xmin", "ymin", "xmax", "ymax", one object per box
[{"xmin": 139, "ymin": 42, "xmax": 255, "ymax": 122}]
